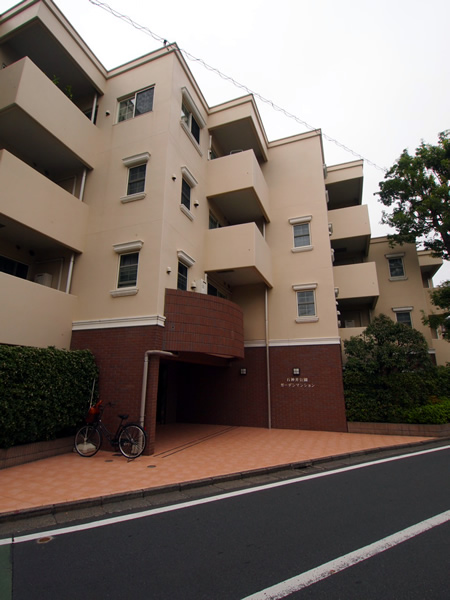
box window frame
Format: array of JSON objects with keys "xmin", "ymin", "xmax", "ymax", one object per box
[
  {"xmin": 121, "ymin": 152, "xmax": 150, "ymax": 203},
  {"xmin": 176, "ymin": 250, "xmax": 195, "ymax": 291},
  {"xmin": 180, "ymin": 87, "xmax": 206, "ymax": 153},
  {"xmin": 293, "ymin": 283, "xmax": 319, "ymax": 323},
  {"xmin": 118, "ymin": 251, "xmax": 139, "ymax": 289},
  {"xmin": 289, "ymin": 216, "xmax": 313, "ymax": 253},
  {"xmin": 117, "ymin": 86, "xmax": 154, "ymax": 123},
  {"xmin": 393, "ymin": 306, "xmax": 413, "ymax": 327},
  {"xmin": 111, "ymin": 240, "xmax": 143, "ymax": 297},
  {"xmin": 180, "ymin": 166, "xmax": 198, "ymax": 219},
  {"xmin": 386, "ymin": 253, "xmax": 406, "ymax": 280}
]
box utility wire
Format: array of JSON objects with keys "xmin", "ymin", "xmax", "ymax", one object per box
[{"xmin": 88, "ymin": 0, "xmax": 387, "ymax": 172}]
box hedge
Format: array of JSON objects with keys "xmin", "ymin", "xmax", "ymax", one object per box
[{"xmin": 0, "ymin": 345, "xmax": 98, "ymax": 448}]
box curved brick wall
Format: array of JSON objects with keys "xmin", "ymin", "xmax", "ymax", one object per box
[{"xmin": 164, "ymin": 289, "xmax": 244, "ymax": 358}]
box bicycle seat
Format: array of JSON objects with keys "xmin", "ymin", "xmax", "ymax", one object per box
[{"xmin": 118, "ymin": 414, "xmax": 129, "ymax": 420}]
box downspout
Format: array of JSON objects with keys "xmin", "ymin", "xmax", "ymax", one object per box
[
  {"xmin": 65, "ymin": 253, "xmax": 75, "ymax": 294},
  {"xmin": 265, "ymin": 287, "xmax": 271, "ymax": 429},
  {"xmin": 79, "ymin": 168, "xmax": 87, "ymax": 201},
  {"xmin": 140, "ymin": 350, "xmax": 177, "ymax": 427}
]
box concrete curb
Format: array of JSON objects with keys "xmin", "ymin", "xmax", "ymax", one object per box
[{"xmin": 1, "ymin": 436, "xmax": 449, "ymax": 525}]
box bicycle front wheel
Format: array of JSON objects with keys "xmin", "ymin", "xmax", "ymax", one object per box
[
  {"xmin": 118, "ymin": 424, "xmax": 146, "ymax": 458},
  {"xmin": 74, "ymin": 425, "xmax": 102, "ymax": 457}
]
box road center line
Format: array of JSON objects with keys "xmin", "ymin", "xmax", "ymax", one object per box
[
  {"xmin": 1, "ymin": 444, "xmax": 449, "ymax": 546},
  {"xmin": 241, "ymin": 509, "xmax": 450, "ymax": 600}
]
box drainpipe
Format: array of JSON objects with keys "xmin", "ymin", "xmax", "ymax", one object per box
[
  {"xmin": 79, "ymin": 168, "xmax": 87, "ymax": 201},
  {"xmin": 91, "ymin": 93, "xmax": 98, "ymax": 123},
  {"xmin": 65, "ymin": 253, "xmax": 75, "ymax": 294},
  {"xmin": 265, "ymin": 287, "xmax": 272, "ymax": 429},
  {"xmin": 140, "ymin": 350, "xmax": 177, "ymax": 427}
]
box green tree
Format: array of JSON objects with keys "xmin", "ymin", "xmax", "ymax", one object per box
[
  {"xmin": 344, "ymin": 314, "xmax": 435, "ymax": 422},
  {"xmin": 377, "ymin": 130, "xmax": 450, "ymax": 259},
  {"xmin": 422, "ymin": 280, "xmax": 450, "ymax": 341}
]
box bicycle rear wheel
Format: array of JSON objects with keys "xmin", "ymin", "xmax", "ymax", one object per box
[
  {"xmin": 74, "ymin": 425, "xmax": 102, "ymax": 457},
  {"xmin": 118, "ymin": 424, "xmax": 146, "ymax": 458}
]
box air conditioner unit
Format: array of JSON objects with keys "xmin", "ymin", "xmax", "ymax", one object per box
[
  {"xmin": 197, "ymin": 279, "xmax": 207, "ymax": 294},
  {"xmin": 34, "ymin": 273, "xmax": 52, "ymax": 287}
]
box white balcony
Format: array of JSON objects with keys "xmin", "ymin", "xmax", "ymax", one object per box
[
  {"xmin": 0, "ymin": 272, "xmax": 76, "ymax": 349},
  {"xmin": 207, "ymin": 150, "xmax": 270, "ymax": 224},
  {"xmin": 333, "ymin": 262, "xmax": 379, "ymax": 306},
  {"xmin": 0, "ymin": 150, "xmax": 88, "ymax": 252},
  {"xmin": 0, "ymin": 57, "xmax": 100, "ymax": 175},
  {"xmin": 204, "ymin": 222, "xmax": 272, "ymax": 287}
]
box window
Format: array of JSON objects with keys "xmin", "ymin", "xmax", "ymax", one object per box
[
  {"xmin": 181, "ymin": 179, "xmax": 191, "ymax": 210},
  {"xmin": 293, "ymin": 283, "xmax": 318, "ymax": 323},
  {"xmin": 111, "ymin": 240, "xmax": 143, "ymax": 296},
  {"xmin": 118, "ymin": 252, "xmax": 139, "ymax": 288},
  {"xmin": 118, "ymin": 87, "xmax": 154, "ymax": 122},
  {"xmin": 208, "ymin": 282, "xmax": 227, "ymax": 299},
  {"xmin": 0, "ymin": 255, "xmax": 28, "ymax": 280},
  {"xmin": 289, "ymin": 216, "xmax": 312, "ymax": 252},
  {"xmin": 121, "ymin": 153, "xmax": 150, "ymax": 203},
  {"xmin": 297, "ymin": 290, "xmax": 316, "ymax": 317},
  {"xmin": 209, "ymin": 213, "xmax": 221, "ymax": 229},
  {"xmin": 181, "ymin": 103, "xmax": 200, "ymax": 143},
  {"xmin": 176, "ymin": 250, "xmax": 195, "ymax": 291},
  {"xmin": 393, "ymin": 307, "xmax": 413, "ymax": 327},
  {"xmin": 180, "ymin": 166, "xmax": 197, "ymax": 218},
  {"xmin": 127, "ymin": 164, "xmax": 146, "ymax": 195},
  {"xmin": 293, "ymin": 223, "xmax": 311, "ymax": 248},
  {"xmin": 180, "ymin": 87, "xmax": 205, "ymax": 150},
  {"xmin": 387, "ymin": 254, "xmax": 406, "ymax": 279},
  {"xmin": 177, "ymin": 261, "xmax": 188, "ymax": 291}
]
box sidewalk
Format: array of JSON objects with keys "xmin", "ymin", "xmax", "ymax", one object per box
[{"xmin": 0, "ymin": 424, "xmax": 439, "ymax": 522}]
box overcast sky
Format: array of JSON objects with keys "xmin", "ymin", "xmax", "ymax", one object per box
[{"xmin": 2, "ymin": 0, "xmax": 449, "ymax": 281}]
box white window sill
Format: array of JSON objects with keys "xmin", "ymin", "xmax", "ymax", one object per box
[
  {"xmin": 180, "ymin": 121, "xmax": 203, "ymax": 156},
  {"xmin": 121, "ymin": 192, "xmax": 146, "ymax": 204},
  {"xmin": 180, "ymin": 204, "xmax": 194, "ymax": 221},
  {"xmin": 389, "ymin": 276, "xmax": 407, "ymax": 281},
  {"xmin": 292, "ymin": 245, "xmax": 313, "ymax": 253},
  {"xmin": 295, "ymin": 316, "xmax": 319, "ymax": 323},
  {"xmin": 110, "ymin": 287, "xmax": 138, "ymax": 297}
]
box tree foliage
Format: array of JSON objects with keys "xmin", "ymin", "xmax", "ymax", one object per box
[
  {"xmin": 422, "ymin": 280, "xmax": 450, "ymax": 341},
  {"xmin": 377, "ymin": 130, "xmax": 450, "ymax": 259},
  {"xmin": 344, "ymin": 315, "xmax": 436, "ymax": 422}
]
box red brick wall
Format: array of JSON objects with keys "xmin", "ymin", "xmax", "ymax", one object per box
[
  {"xmin": 71, "ymin": 326, "xmax": 164, "ymax": 454},
  {"xmin": 173, "ymin": 344, "xmax": 347, "ymax": 432},
  {"xmin": 164, "ymin": 289, "xmax": 244, "ymax": 358}
]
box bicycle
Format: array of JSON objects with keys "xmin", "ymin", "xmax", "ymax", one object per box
[{"xmin": 74, "ymin": 400, "xmax": 147, "ymax": 459}]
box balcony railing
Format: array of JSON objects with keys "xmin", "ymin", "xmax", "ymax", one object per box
[
  {"xmin": 204, "ymin": 222, "xmax": 272, "ymax": 287},
  {"xmin": 207, "ymin": 150, "xmax": 270, "ymax": 224}
]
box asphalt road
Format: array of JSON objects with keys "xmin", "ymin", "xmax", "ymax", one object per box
[{"xmin": 2, "ymin": 445, "xmax": 450, "ymax": 599}]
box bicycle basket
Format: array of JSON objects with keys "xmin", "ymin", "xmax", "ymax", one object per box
[{"xmin": 86, "ymin": 400, "xmax": 103, "ymax": 423}]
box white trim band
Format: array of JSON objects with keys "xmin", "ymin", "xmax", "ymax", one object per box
[{"xmin": 72, "ymin": 315, "xmax": 166, "ymax": 330}]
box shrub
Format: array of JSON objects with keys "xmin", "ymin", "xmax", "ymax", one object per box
[
  {"xmin": 404, "ymin": 399, "xmax": 450, "ymax": 424},
  {"xmin": 0, "ymin": 345, "xmax": 98, "ymax": 448}
]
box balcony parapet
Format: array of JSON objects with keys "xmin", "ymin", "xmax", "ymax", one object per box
[
  {"xmin": 0, "ymin": 272, "xmax": 75, "ymax": 349},
  {"xmin": 0, "ymin": 150, "xmax": 88, "ymax": 252},
  {"xmin": 207, "ymin": 150, "xmax": 270, "ymax": 224},
  {"xmin": 0, "ymin": 57, "xmax": 100, "ymax": 171},
  {"xmin": 204, "ymin": 222, "xmax": 273, "ymax": 287},
  {"xmin": 333, "ymin": 262, "xmax": 379, "ymax": 305}
]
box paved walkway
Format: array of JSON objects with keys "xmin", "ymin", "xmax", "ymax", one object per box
[{"xmin": 0, "ymin": 424, "xmax": 434, "ymax": 520}]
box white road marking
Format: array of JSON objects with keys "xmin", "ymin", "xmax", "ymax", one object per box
[
  {"xmin": 0, "ymin": 444, "xmax": 448, "ymax": 546},
  {"xmin": 241, "ymin": 509, "xmax": 450, "ymax": 599}
]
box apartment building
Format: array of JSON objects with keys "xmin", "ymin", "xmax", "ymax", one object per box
[{"xmin": 1, "ymin": 0, "xmax": 447, "ymax": 453}]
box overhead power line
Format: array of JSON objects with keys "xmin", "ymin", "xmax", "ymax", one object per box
[{"xmin": 88, "ymin": 0, "xmax": 387, "ymax": 172}]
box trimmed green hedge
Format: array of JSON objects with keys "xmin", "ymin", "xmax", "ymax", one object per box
[{"xmin": 0, "ymin": 345, "xmax": 98, "ymax": 448}]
